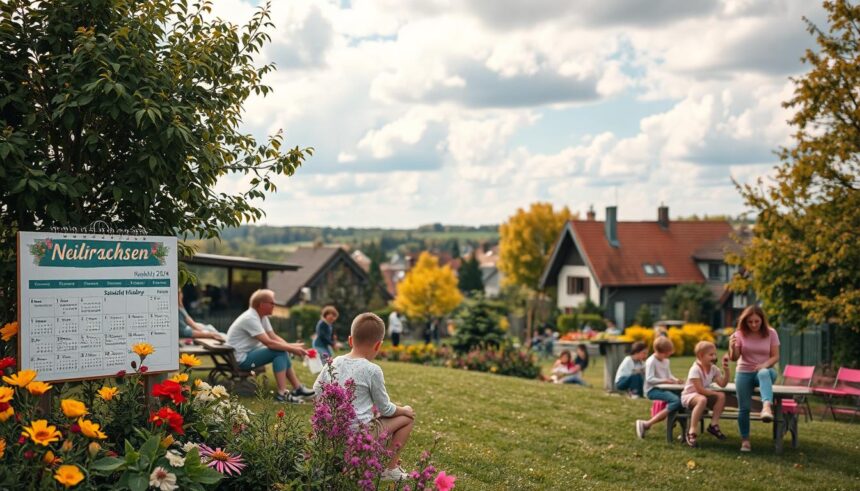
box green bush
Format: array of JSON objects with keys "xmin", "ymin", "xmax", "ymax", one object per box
[
  {"xmin": 451, "ymin": 296, "xmax": 508, "ymax": 353},
  {"xmin": 288, "ymin": 305, "xmax": 322, "ymax": 341},
  {"xmin": 451, "ymin": 343, "xmax": 541, "ymax": 379},
  {"xmin": 557, "ymin": 314, "xmax": 578, "ymax": 335},
  {"xmin": 578, "ymin": 314, "xmax": 606, "ymax": 331},
  {"xmin": 634, "ymin": 304, "xmax": 654, "ymax": 327}
]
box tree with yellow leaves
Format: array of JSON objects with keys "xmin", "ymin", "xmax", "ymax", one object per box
[
  {"xmin": 498, "ymin": 202, "xmax": 575, "ymax": 339},
  {"xmin": 394, "ymin": 252, "xmax": 463, "ymax": 325}
]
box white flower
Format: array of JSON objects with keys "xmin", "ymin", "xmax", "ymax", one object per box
[
  {"xmin": 149, "ymin": 467, "xmax": 178, "ymax": 491},
  {"xmin": 194, "ymin": 390, "xmax": 215, "ymax": 402},
  {"xmin": 165, "ymin": 450, "xmax": 185, "ymax": 468},
  {"xmin": 181, "ymin": 442, "xmax": 199, "ymax": 453},
  {"xmin": 196, "ymin": 381, "xmax": 212, "ymax": 391},
  {"xmin": 211, "ymin": 385, "xmax": 229, "ymax": 398}
]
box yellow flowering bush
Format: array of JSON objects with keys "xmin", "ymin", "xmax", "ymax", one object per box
[
  {"xmin": 620, "ymin": 326, "xmax": 655, "ymax": 351},
  {"xmin": 667, "ymin": 328, "xmax": 686, "ymax": 356}
]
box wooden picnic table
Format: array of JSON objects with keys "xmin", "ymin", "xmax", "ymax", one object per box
[{"xmin": 655, "ymin": 383, "xmax": 813, "ymax": 453}]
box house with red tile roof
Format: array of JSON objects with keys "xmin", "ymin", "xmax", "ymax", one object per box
[{"xmin": 540, "ymin": 205, "xmax": 745, "ymax": 328}]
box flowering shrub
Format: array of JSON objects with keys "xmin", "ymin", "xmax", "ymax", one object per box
[
  {"xmin": 379, "ymin": 342, "xmax": 540, "ymax": 379},
  {"xmin": 619, "ymin": 325, "xmax": 655, "ymax": 350},
  {"xmin": 667, "ymin": 324, "xmax": 716, "ymax": 356},
  {"xmin": 302, "ymin": 363, "xmax": 455, "ymax": 490}
]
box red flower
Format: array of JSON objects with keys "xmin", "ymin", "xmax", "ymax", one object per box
[
  {"xmin": 139, "ymin": 365, "xmax": 148, "ymax": 373},
  {"xmin": 277, "ymin": 410, "xmax": 285, "ymax": 419},
  {"xmin": 69, "ymin": 423, "xmax": 81, "ymax": 434},
  {"xmin": 44, "ymin": 239, "xmax": 53, "ymax": 248},
  {"xmin": 23, "ymin": 450, "xmax": 34, "ymax": 460},
  {"xmin": 0, "ymin": 357, "xmax": 15, "ymax": 371},
  {"xmin": 115, "ymin": 370, "xmax": 127, "ymax": 378},
  {"xmin": 306, "ymin": 349, "xmax": 317, "ymax": 358},
  {"xmin": 149, "ymin": 407, "xmax": 185, "ymax": 435},
  {"xmin": 17, "ymin": 436, "xmax": 26, "ymax": 445},
  {"xmin": 106, "ymin": 451, "xmax": 118, "ymax": 457},
  {"xmin": 0, "ymin": 402, "xmax": 9, "ymax": 412},
  {"xmin": 151, "ymin": 380, "xmax": 185, "ymax": 404}
]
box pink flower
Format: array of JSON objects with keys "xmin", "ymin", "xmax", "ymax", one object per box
[
  {"xmin": 44, "ymin": 239, "xmax": 53, "ymax": 248},
  {"xmin": 435, "ymin": 471, "xmax": 456, "ymax": 491},
  {"xmin": 199, "ymin": 445, "xmax": 245, "ymax": 476}
]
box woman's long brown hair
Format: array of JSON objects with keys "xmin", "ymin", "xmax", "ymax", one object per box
[{"xmin": 736, "ymin": 305, "xmax": 770, "ymax": 338}]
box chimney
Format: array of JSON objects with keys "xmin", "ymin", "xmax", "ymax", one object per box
[
  {"xmin": 605, "ymin": 206, "xmax": 619, "ymax": 247},
  {"xmin": 586, "ymin": 205, "xmax": 596, "ymax": 221},
  {"xmin": 658, "ymin": 204, "xmax": 669, "ymax": 229}
]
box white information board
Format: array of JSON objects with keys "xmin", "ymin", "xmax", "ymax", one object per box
[{"xmin": 17, "ymin": 231, "xmax": 179, "ymax": 382}]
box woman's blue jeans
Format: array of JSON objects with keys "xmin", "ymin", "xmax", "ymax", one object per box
[
  {"xmin": 238, "ymin": 347, "xmax": 291, "ymax": 373},
  {"xmin": 735, "ymin": 368, "xmax": 777, "ymax": 439}
]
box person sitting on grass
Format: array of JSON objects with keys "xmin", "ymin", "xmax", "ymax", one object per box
[
  {"xmin": 635, "ymin": 336, "xmax": 683, "ymax": 439},
  {"xmin": 614, "ymin": 341, "xmax": 648, "ymax": 398},
  {"xmin": 680, "ymin": 341, "xmax": 730, "ymax": 447},
  {"xmin": 551, "ymin": 344, "xmax": 589, "ymax": 385},
  {"xmin": 550, "ymin": 349, "xmax": 576, "ymax": 383},
  {"xmin": 313, "ymin": 312, "xmax": 416, "ymax": 482}
]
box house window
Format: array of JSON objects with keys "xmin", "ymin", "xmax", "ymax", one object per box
[
  {"xmin": 643, "ymin": 264, "xmax": 655, "ymax": 275},
  {"xmin": 708, "ymin": 263, "xmax": 724, "ymax": 281},
  {"xmin": 654, "ymin": 264, "xmax": 666, "ymax": 275},
  {"xmin": 732, "ymin": 292, "xmax": 748, "ymax": 309},
  {"xmin": 566, "ymin": 276, "xmax": 589, "ymax": 296}
]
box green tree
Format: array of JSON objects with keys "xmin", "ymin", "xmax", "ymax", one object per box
[
  {"xmin": 661, "ymin": 283, "xmax": 715, "ymax": 324},
  {"xmin": 457, "ymin": 253, "xmax": 484, "ymax": 294},
  {"xmin": 730, "ymin": 0, "xmax": 860, "ymax": 366},
  {"xmin": 451, "ymin": 295, "xmax": 508, "ymax": 353},
  {"xmin": 0, "ymin": 0, "xmax": 311, "ymax": 320}
]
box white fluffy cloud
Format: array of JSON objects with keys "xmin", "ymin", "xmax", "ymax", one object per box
[{"xmin": 209, "ymin": 0, "xmax": 824, "ymax": 227}]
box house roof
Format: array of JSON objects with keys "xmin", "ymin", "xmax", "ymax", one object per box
[
  {"xmin": 183, "ymin": 253, "xmax": 299, "ymax": 271},
  {"xmin": 544, "ymin": 220, "xmax": 735, "ymax": 288},
  {"xmin": 268, "ymin": 246, "xmax": 369, "ymax": 305}
]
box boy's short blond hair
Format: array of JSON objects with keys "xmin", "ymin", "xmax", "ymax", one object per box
[
  {"xmin": 653, "ymin": 336, "xmax": 674, "ymax": 354},
  {"xmin": 351, "ymin": 312, "xmax": 385, "ymax": 346},
  {"xmin": 694, "ymin": 341, "xmax": 716, "ymax": 357}
]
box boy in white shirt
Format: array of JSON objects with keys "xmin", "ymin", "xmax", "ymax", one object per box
[
  {"xmin": 615, "ymin": 341, "xmax": 648, "ymax": 398},
  {"xmin": 635, "ymin": 336, "xmax": 683, "ymax": 439},
  {"xmin": 314, "ymin": 312, "xmax": 415, "ymax": 482}
]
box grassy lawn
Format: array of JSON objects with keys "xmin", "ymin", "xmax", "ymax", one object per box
[{"xmin": 233, "ymin": 355, "xmax": 860, "ymax": 490}]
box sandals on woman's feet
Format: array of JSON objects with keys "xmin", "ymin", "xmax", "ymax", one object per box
[
  {"xmin": 707, "ymin": 424, "xmax": 727, "ymax": 440},
  {"xmin": 686, "ymin": 432, "xmax": 698, "ymax": 448}
]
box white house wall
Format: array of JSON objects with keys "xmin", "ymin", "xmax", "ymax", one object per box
[{"xmin": 557, "ymin": 265, "xmax": 599, "ymax": 309}]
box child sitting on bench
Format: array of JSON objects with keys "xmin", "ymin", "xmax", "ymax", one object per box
[{"xmin": 680, "ymin": 341, "xmax": 730, "ymax": 447}]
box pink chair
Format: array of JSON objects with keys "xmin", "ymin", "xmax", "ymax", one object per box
[
  {"xmin": 781, "ymin": 365, "xmax": 815, "ymax": 422},
  {"xmin": 814, "ymin": 367, "xmax": 860, "ymax": 422},
  {"xmin": 651, "ymin": 400, "xmax": 667, "ymax": 417}
]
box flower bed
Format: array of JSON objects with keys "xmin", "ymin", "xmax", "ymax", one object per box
[
  {"xmin": 379, "ymin": 343, "xmax": 540, "ymax": 379},
  {"xmin": 0, "ymin": 322, "xmax": 455, "ymax": 489}
]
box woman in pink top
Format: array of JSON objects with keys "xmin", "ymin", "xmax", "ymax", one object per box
[{"xmin": 728, "ymin": 306, "xmax": 780, "ymax": 452}]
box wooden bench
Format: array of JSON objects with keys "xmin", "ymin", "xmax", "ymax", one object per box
[
  {"xmin": 656, "ymin": 383, "xmax": 811, "ymax": 453},
  {"xmin": 179, "ymin": 339, "xmax": 258, "ymax": 394}
]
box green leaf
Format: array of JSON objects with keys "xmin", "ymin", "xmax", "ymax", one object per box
[
  {"xmin": 128, "ymin": 472, "xmax": 148, "ymax": 491},
  {"xmin": 140, "ymin": 435, "xmax": 160, "ymax": 462},
  {"xmin": 91, "ymin": 456, "xmax": 125, "ymax": 472}
]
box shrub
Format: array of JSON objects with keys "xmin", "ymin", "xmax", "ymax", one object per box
[
  {"xmin": 578, "ymin": 314, "xmax": 606, "ymax": 331},
  {"xmin": 620, "ymin": 325, "xmax": 655, "ymax": 351},
  {"xmin": 451, "ymin": 296, "xmax": 508, "ymax": 353},
  {"xmin": 288, "ymin": 304, "xmax": 322, "ymax": 340},
  {"xmin": 557, "ymin": 314, "xmax": 577, "ymax": 335},
  {"xmin": 680, "ymin": 323, "xmax": 715, "ymax": 355},
  {"xmin": 634, "ymin": 304, "xmax": 654, "ymax": 327},
  {"xmin": 450, "ymin": 343, "xmax": 541, "ymax": 379},
  {"xmin": 667, "ymin": 328, "xmax": 686, "ymax": 356}
]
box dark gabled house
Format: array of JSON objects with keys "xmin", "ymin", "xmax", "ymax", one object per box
[
  {"xmin": 540, "ymin": 205, "xmax": 743, "ymax": 328},
  {"xmin": 268, "ymin": 246, "xmax": 392, "ymax": 307}
]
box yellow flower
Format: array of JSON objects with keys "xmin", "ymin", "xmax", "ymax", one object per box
[
  {"xmin": 170, "ymin": 373, "xmax": 189, "ymax": 383},
  {"xmin": 0, "ymin": 386, "xmax": 13, "ymax": 403},
  {"xmin": 26, "ymin": 381, "xmax": 53, "ymax": 396},
  {"xmin": 0, "ymin": 438, "xmax": 5, "ymax": 459},
  {"xmin": 22, "ymin": 420, "xmax": 62, "ymax": 446},
  {"xmin": 61, "ymin": 439, "xmax": 73, "ymax": 453},
  {"xmin": 160, "ymin": 434, "xmax": 174, "ymax": 448},
  {"xmin": 61, "ymin": 399, "xmax": 88, "ymax": 418},
  {"xmin": 131, "ymin": 343, "xmax": 154, "ymax": 357},
  {"xmin": 3, "ymin": 369, "xmax": 37, "ymax": 387},
  {"xmin": 77, "ymin": 418, "xmax": 107, "ymax": 440},
  {"xmin": 88, "ymin": 442, "xmax": 101, "ymax": 458},
  {"xmin": 97, "ymin": 386, "xmax": 119, "ymax": 401},
  {"xmin": 54, "ymin": 465, "xmax": 84, "ymax": 488},
  {"xmin": 43, "ymin": 450, "xmax": 62, "ymax": 467},
  {"xmin": 179, "ymin": 353, "xmax": 201, "ymax": 367},
  {"xmin": 0, "ymin": 321, "xmax": 18, "ymax": 342},
  {"xmin": 0, "ymin": 406, "xmax": 14, "ymax": 422}
]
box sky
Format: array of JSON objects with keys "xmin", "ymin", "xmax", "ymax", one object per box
[{"xmin": 211, "ymin": 0, "xmax": 827, "ymax": 227}]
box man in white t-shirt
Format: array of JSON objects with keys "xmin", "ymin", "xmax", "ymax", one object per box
[
  {"xmin": 388, "ymin": 309, "xmax": 403, "ymax": 347},
  {"xmin": 226, "ymin": 289, "xmax": 315, "ymax": 403}
]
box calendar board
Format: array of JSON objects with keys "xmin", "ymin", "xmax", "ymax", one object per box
[{"xmin": 17, "ymin": 231, "xmax": 179, "ymax": 382}]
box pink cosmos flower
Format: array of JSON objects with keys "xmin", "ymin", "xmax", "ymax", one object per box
[
  {"xmin": 199, "ymin": 444, "xmax": 245, "ymax": 476},
  {"xmin": 435, "ymin": 471, "xmax": 456, "ymax": 491}
]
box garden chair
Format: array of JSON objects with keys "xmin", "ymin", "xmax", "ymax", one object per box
[
  {"xmin": 814, "ymin": 367, "xmax": 860, "ymax": 422},
  {"xmin": 781, "ymin": 365, "xmax": 815, "ymax": 422}
]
